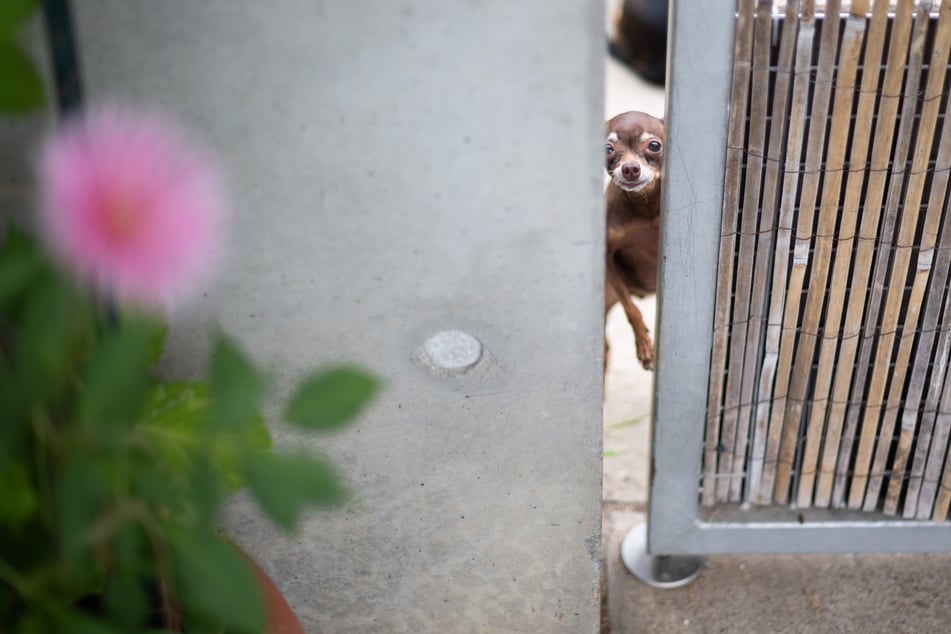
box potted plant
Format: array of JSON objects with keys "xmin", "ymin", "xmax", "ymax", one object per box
[{"xmin": 0, "ymin": 26, "xmax": 379, "ymax": 629}]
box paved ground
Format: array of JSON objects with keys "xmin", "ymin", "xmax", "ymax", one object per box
[{"xmin": 600, "ymin": 25, "xmax": 951, "ymax": 634}]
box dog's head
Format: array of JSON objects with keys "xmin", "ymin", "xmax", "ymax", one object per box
[{"xmin": 605, "ymin": 111, "xmax": 664, "ymax": 196}]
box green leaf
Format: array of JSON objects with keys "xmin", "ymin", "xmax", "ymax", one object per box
[
  {"xmin": 15, "ymin": 271, "xmax": 76, "ymax": 384},
  {"xmin": 79, "ymin": 319, "xmax": 161, "ymax": 429},
  {"xmin": 0, "ymin": 0, "xmax": 44, "ymax": 114},
  {"xmin": 0, "ymin": 40, "xmax": 44, "ymax": 113},
  {"xmin": 138, "ymin": 381, "xmax": 211, "ymax": 469},
  {"xmin": 0, "ymin": 0, "xmax": 37, "ymax": 35},
  {"xmin": 244, "ymin": 451, "xmax": 346, "ymax": 531},
  {"xmin": 55, "ymin": 456, "xmax": 108, "ymax": 565},
  {"xmin": 168, "ymin": 530, "xmax": 264, "ymax": 633},
  {"xmin": 0, "ymin": 226, "xmax": 44, "ymax": 312},
  {"xmin": 113, "ymin": 521, "xmax": 146, "ymax": 574},
  {"xmin": 103, "ymin": 573, "xmax": 149, "ymax": 631},
  {"xmin": 184, "ymin": 456, "xmax": 226, "ymax": 524},
  {"xmin": 208, "ymin": 416, "xmax": 270, "ymax": 492},
  {"xmin": 0, "ymin": 463, "xmax": 36, "ymax": 525},
  {"xmin": 138, "ymin": 379, "xmax": 271, "ymax": 497},
  {"xmin": 284, "ymin": 365, "xmax": 380, "ymax": 431},
  {"xmin": 147, "ymin": 323, "xmax": 168, "ymax": 365},
  {"xmin": 0, "ymin": 378, "xmax": 26, "ymax": 466},
  {"xmin": 128, "ymin": 455, "xmax": 181, "ymax": 516},
  {"xmin": 207, "ymin": 335, "xmax": 266, "ymax": 432},
  {"xmin": 55, "ymin": 609, "xmax": 122, "ymax": 634},
  {"xmin": 0, "ymin": 251, "xmax": 91, "ymax": 451},
  {"xmin": 12, "ymin": 611, "xmax": 49, "ymax": 634}
]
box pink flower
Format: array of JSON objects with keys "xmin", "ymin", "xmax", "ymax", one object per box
[{"xmin": 38, "ymin": 106, "xmax": 226, "ymax": 312}]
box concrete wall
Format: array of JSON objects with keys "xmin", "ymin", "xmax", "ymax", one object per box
[{"xmin": 12, "ymin": 2, "xmax": 606, "ymax": 630}]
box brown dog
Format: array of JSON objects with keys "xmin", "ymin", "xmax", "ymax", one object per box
[{"xmin": 604, "ymin": 111, "xmax": 663, "ymax": 371}]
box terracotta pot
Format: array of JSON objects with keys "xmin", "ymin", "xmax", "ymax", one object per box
[{"xmin": 234, "ymin": 545, "xmax": 305, "ymax": 634}]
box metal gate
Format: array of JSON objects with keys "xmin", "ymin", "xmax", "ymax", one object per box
[{"xmin": 650, "ymin": 0, "xmax": 951, "ymax": 553}]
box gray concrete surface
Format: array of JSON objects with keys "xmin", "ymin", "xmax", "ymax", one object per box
[
  {"xmin": 65, "ymin": 1, "xmax": 604, "ymax": 632},
  {"xmin": 602, "ymin": 13, "xmax": 951, "ymax": 634},
  {"xmin": 604, "ymin": 507, "xmax": 951, "ymax": 634}
]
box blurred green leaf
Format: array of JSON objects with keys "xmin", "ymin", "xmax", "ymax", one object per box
[
  {"xmin": 1, "ymin": 234, "xmax": 93, "ymax": 416},
  {"xmin": 113, "ymin": 521, "xmax": 146, "ymax": 575},
  {"xmin": 55, "ymin": 456, "xmax": 108, "ymax": 564},
  {"xmin": 168, "ymin": 530, "xmax": 264, "ymax": 633},
  {"xmin": 244, "ymin": 451, "xmax": 346, "ymax": 531},
  {"xmin": 13, "ymin": 611, "xmax": 49, "ymax": 634},
  {"xmin": 0, "ymin": 226, "xmax": 44, "ymax": 312},
  {"xmin": 0, "ymin": 0, "xmax": 37, "ymax": 35},
  {"xmin": 239, "ymin": 413, "xmax": 271, "ymax": 451},
  {"xmin": 0, "ymin": 463, "xmax": 36, "ymax": 525},
  {"xmin": 55, "ymin": 609, "xmax": 122, "ymax": 634},
  {"xmin": 15, "ymin": 272, "xmax": 77, "ymax": 394},
  {"xmin": 0, "ymin": 41, "xmax": 44, "ymax": 113},
  {"xmin": 147, "ymin": 323, "xmax": 168, "ymax": 365},
  {"xmin": 138, "ymin": 381, "xmax": 211, "ymax": 469},
  {"xmin": 80, "ymin": 319, "xmax": 161, "ymax": 429},
  {"xmin": 207, "ymin": 335, "xmax": 266, "ymax": 432},
  {"xmin": 138, "ymin": 380, "xmax": 271, "ymax": 494},
  {"xmin": 128, "ymin": 456, "xmax": 181, "ymax": 520},
  {"xmin": 184, "ymin": 456, "xmax": 226, "ymax": 525},
  {"xmin": 284, "ymin": 365, "xmax": 380, "ymax": 432},
  {"xmin": 0, "ymin": 0, "xmax": 43, "ymax": 113},
  {"xmin": 0, "ymin": 371, "xmax": 27, "ymax": 465},
  {"xmin": 209, "ymin": 417, "xmax": 270, "ymax": 492},
  {"xmin": 103, "ymin": 573, "xmax": 149, "ymax": 631}
]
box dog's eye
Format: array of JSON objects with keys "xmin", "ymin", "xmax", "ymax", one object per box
[
  {"xmin": 648, "ymin": 141, "xmax": 662, "ymax": 152},
  {"xmin": 606, "ymin": 144, "xmax": 614, "ymax": 155}
]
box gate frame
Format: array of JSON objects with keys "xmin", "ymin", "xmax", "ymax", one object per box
[{"xmin": 649, "ymin": 0, "xmax": 951, "ymax": 556}]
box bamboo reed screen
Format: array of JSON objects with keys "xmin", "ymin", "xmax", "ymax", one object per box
[{"xmin": 702, "ymin": 0, "xmax": 951, "ymax": 519}]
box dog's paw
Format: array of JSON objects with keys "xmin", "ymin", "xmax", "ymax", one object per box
[{"xmin": 636, "ymin": 340, "xmax": 654, "ymax": 371}]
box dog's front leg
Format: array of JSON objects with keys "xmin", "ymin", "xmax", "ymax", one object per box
[{"xmin": 606, "ymin": 257, "xmax": 654, "ymax": 370}]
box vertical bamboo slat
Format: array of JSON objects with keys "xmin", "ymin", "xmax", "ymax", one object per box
[
  {"xmin": 851, "ymin": 1, "xmax": 951, "ymax": 511},
  {"xmin": 933, "ymin": 399, "xmax": 951, "ymax": 519},
  {"xmin": 772, "ymin": 0, "xmax": 841, "ymax": 505},
  {"xmin": 831, "ymin": 2, "xmax": 930, "ymax": 508},
  {"xmin": 789, "ymin": 0, "xmax": 870, "ymax": 509},
  {"xmin": 918, "ymin": 221, "xmax": 951, "ymax": 517},
  {"xmin": 755, "ymin": 0, "xmax": 815, "ymax": 504},
  {"xmin": 934, "ymin": 464, "xmax": 951, "ymax": 521},
  {"xmin": 923, "ymin": 373, "xmax": 951, "ymax": 518},
  {"xmin": 746, "ymin": 0, "xmax": 800, "ymax": 504},
  {"xmin": 702, "ymin": 0, "xmax": 756, "ymax": 507},
  {"xmin": 916, "ymin": 262, "xmax": 951, "ymax": 518}
]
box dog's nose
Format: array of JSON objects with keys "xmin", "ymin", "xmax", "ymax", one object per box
[{"xmin": 621, "ymin": 163, "xmax": 641, "ymax": 180}]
